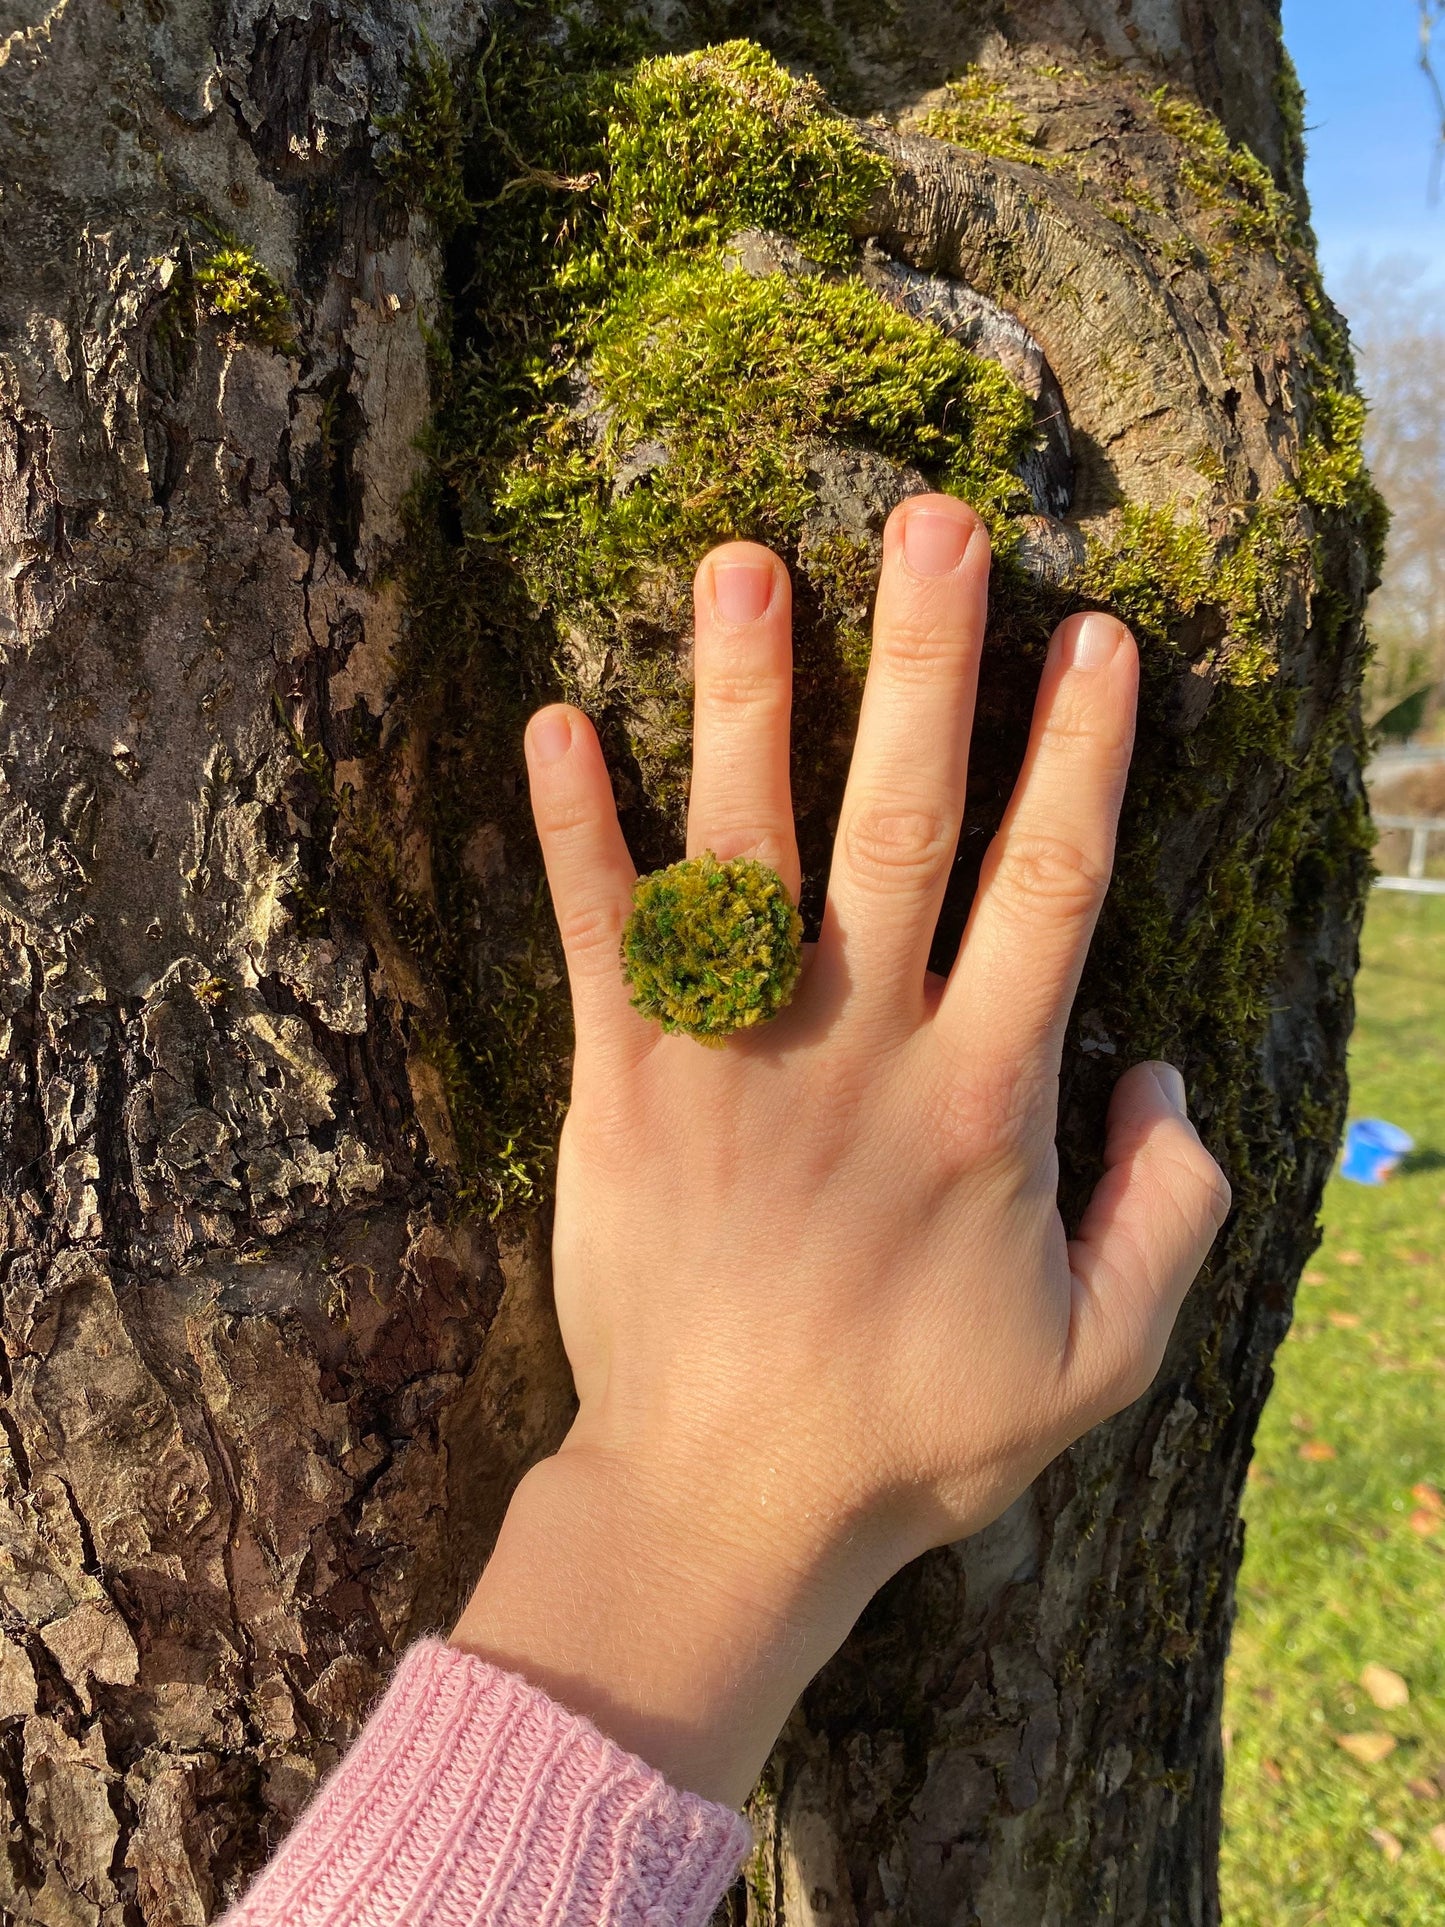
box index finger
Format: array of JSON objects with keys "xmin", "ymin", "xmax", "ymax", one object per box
[
  {"xmin": 935, "ymin": 611, "xmax": 1137, "ymax": 1091},
  {"xmin": 525, "ymin": 705, "xmax": 652, "ymax": 1069}
]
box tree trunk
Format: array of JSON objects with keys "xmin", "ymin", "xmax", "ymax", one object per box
[{"xmin": 0, "ymin": 1, "xmax": 1377, "ymax": 1922}]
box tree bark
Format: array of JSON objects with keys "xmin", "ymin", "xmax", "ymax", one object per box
[{"xmin": 0, "ymin": 2, "xmax": 1374, "ymax": 1923}]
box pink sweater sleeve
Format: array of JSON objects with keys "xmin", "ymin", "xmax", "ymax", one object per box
[{"xmin": 219, "ymin": 1639, "xmax": 753, "ymax": 1926}]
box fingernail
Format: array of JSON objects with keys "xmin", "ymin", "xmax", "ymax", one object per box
[
  {"xmin": 902, "ymin": 506, "xmax": 972, "ymax": 577},
  {"xmin": 529, "ymin": 708, "xmax": 572, "ymax": 766},
  {"xmin": 1150, "ymin": 1063, "xmax": 1188, "ymax": 1115},
  {"xmin": 711, "ymin": 558, "xmax": 775, "ymax": 626},
  {"xmin": 1067, "ymin": 613, "xmax": 1124, "ymax": 671}
]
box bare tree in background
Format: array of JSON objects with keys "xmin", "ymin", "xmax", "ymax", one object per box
[
  {"xmin": 1424, "ymin": 0, "xmax": 1445, "ymax": 175},
  {"xmin": 1343, "ymin": 258, "xmax": 1445, "ymax": 731}
]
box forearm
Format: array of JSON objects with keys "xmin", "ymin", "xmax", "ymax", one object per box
[{"xmin": 449, "ymin": 1440, "xmax": 889, "ymax": 1808}]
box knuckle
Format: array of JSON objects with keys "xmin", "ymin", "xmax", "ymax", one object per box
[
  {"xmin": 843, "ymin": 799, "xmax": 953, "ymax": 890},
  {"xmin": 1156, "ymin": 1132, "xmax": 1231, "ymax": 1230},
  {"xmin": 1196, "ymin": 1152, "xmax": 1233, "ymax": 1230},
  {"xmin": 992, "ymin": 829, "xmax": 1109, "ymax": 917},
  {"xmin": 1112, "ymin": 1343, "xmax": 1164, "ymax": 1412},
  {"xmin": 556, "ymin": 899, "xmax": 623, "ymax": 963},
  {"xmin": 876, "ymin": 617, "xmax": 962, "ymax": 678},
  {"xmin": 698, "ymin": 670, "xmax": 788, "ymax": 717},
  {"xmin": 702, "ymin": 826, "xmax": 792, "ymax": 874},
  {"xmin": 933, "ymin": 1049, "xmax": 1042, "ymax": 1168},
  {"xmin": 1036, "ymin": 707, "xmax": 1129, "ymax": 770},
  {"xmin": 536, "ymin": 793, "xmax": 597, "ymax": 842}
]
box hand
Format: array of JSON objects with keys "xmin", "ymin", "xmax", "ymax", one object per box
[{"xmin": 451, "ymin": 495, "xmax": 1230, "ymax": 1806}]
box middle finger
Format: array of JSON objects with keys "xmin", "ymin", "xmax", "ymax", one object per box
[
  {"xmin": 686, "ymin": 541, "xmax": 802, "ymax": 902},
  {"xmin": 820, "ymin": 495, "xmax": 990, "ymax": 1024}
]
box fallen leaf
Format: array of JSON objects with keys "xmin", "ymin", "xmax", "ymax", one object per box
[
  {"xmin": 1337, "ymin": 1250, "xmax": 1364, "ymax": 1266},
  {"xmin": 1431, "ymin": 1824, "xmax": 1445, "ymax": 1854},
  {"xmin": 1337, "ymin": 1732, "xmax": 1397, "ymax": 1765},
  {"xmin": 1302, "ymin": 1269, "xmax": 1327, "ymax": 1286},
  {"xmin": 1370, "ymin": 1827, "xmax": 1404, "ymax": 1864},
  {"xmin": 1410, "ymin": 1510, "xmax": 1442, "ymax": 1537},
  {"xmin": 1408, "ymin": 1777, "xmax": 1440, "ymax": 1802},
  {"xmin": 1299, "ymin": 1439, "xmax": 1337, "ymax": 1462},
  {"xmin": 1261, "ymin": 1757, "xmax": 1283, "ymax": 1784},
  {"xmin": 1362, "ymin": 1663, "xmax": 1410, "ymax": 1710},
  {"xmin": 1328, "ymin": 1310, "xmax": 1363, "ymax": 1329},
  {"xmin": 1412, "ymin": 1483, "xmax": 1445, "ymax": 1516}
]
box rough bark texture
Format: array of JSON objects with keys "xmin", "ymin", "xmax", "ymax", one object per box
[{"xmin": 0, "ymin": 2, "xmax": 1375, "ymax": 1924}]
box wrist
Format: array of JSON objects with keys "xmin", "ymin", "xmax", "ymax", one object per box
[{"xmin": 450, "ymin": 1436, "xmax": 888, "ymax": 1806}]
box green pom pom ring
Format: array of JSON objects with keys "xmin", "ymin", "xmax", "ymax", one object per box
[{"xmin": 620, "ymin": 851, "xmax": 804, "ymax": 1045}]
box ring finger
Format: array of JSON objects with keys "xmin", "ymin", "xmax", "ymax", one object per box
[
  {"xmin": 938, "ymin": 611, "xmax": 1138, "ymax": 1090},
  {"xmin": 686, "ymin": 542, "xmax": 801, "ymax": 903}
]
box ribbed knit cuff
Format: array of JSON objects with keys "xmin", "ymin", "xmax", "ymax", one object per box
[{"xmin": 221, "ymin": 1639, "xmax": 753, "ymax": 1927}]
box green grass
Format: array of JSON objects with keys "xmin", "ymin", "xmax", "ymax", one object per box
[{"xmin": 1221, "ymin": 890, "xmax": 1445, "ymax": 1924}]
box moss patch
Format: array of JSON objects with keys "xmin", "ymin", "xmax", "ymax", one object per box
[
  {"xmin": 605, "ymin": 42, "xmax": 890, "ymax": 266},
  {"xmin": 1148, "ymin": 86, "xmax": 1298, "ymax": 259},
  {"xmin": 919, "ymin": 68, "xmax": 1060, "ymax": 169},
  {"xmin": 1272, "ymin": 40, "xmax": 1309, "ymax": 198},
  {"xmin": 454, "ymin": 35, "xmax": 1036, "ymax": 775},
  {"xmin": 376, "ymin": 38, "xmax": 471, "ymax": 239},
  {"xmin": 499, "ymin": 256, "xmax": 1034, "ymax": 654},
  {"xmin": 194, "ymin": 238, "xmax": 295, "ymax": 351}
]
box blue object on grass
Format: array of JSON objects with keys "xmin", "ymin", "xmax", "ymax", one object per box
[{"xmin": 1340, "ymin": 1118, "xmax": 1415, "ymax": 1184}]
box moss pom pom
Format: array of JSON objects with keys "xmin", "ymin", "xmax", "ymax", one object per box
[{"xmin": 621, "ymin": 852, "xmax": 803, "ymax": 1044}]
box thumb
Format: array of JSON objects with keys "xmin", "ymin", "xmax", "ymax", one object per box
[{"xmin": 1063, "ymin": 1061, "xmax": 1232, "ymax": 1423}]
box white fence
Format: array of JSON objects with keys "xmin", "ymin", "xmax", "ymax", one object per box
[{"xmin": 1374, "ymin": 815, "xmax": 1445, "ymax": 896}]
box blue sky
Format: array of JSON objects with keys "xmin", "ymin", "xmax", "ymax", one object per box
[{"xmin": 1281, "ymin": 0, "xmax": 1445, "ymax": 285}]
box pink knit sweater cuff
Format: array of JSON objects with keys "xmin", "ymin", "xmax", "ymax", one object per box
[{"xmin": 220, "ymin": 1638, "xmax": 752, "ymax": 1926}]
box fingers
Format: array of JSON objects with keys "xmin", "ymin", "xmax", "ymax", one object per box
[
  {"xmin": 819, "ymin": 496, "xmax": 990, "ymax": 1020},
  {"xmin": 937, "ymin": 612, "xmax": 1137, "ymax": 1092},
  {"xmin": 686, "ymin": 544, "xmax": 801, "ymax": 901},
  {"xmin": 525, "ymin": 705, "xmax": 648, "ymax": 1063},
  {"xmin": 1063, "ymin": 1062, "xmax": 1232, "ymax": 1421}
]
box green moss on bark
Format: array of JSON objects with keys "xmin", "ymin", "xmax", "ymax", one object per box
[
  {"xmin": 1149, "ymin": 86, "xmax": 1298, "ymax": 258},
  {"xmin": 376, "ymin": 38, "xmax": 472, "ymax": 238},
  {"xmin": 606, "ymin": 42, "xmax": 890, "ymax": 265},
  {"xmin": 1272, "ymin": 43, "xmax": 1309, "ymax": 197},
  {"xmin": 194, "ymin": 239, "xmax": 295, "ymax": 350},
  {"xmin": 918, "ymin": 68, "xmax": 1060, "ymax": 168},
  {"xmin": 500, "ymin": 258, "xmax": 1033, "ymax": 650}
]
